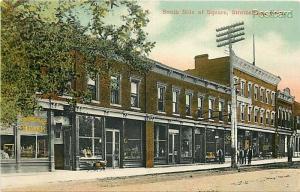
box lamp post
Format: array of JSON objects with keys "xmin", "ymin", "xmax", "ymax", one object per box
[{"xmin": 216, "ymin": 22, "xmax": 245, "ymax": 168}]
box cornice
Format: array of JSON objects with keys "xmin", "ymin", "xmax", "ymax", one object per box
[{"xmin": 232, "ymin": 55, "xmax": 281, "ymax": 86}]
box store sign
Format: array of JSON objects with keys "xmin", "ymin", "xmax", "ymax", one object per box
[{"xmin": 20, "ymin": 116, "xmax": 47, "ymax": 133}]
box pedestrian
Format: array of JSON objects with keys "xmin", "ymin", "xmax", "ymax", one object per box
[
  {"xmin": 217, "ymin": 148, "xmax": 223, "ymax": 164},
  {"xmin": 239, "ymin": 148, "xmax": 244, "ymax": 164},
  {"xmin": 248, "ymin": 147, "xmax": 253, "ymax": 165},
  {"xmin": 243, "ymin": 148, "xmax": 247, "ymax": 165}
]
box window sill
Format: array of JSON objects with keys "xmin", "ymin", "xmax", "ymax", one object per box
[
  {"xmin": 198, "ymin": 117, "xmax": 204, "ymax": 120},
  {"xmin": 172, "ymin": 113, "xmax": 180, "ymax": 117},
  {"xmin": 219, "ymin": 120, "xmax": 224, "ymax": 123},
  {"xmin": 208, "ymin": 119, "xmax": 215, "ymax": 122},
  {"xmin": 91, "ymin": 100, "xmax": 100, "ymax": 104},
  {"xmin": 60, "ymin": 95, "xmax": 73, "ymax": 99},
  {"xmin": 131, "ymin": 107, "xmax": 141, "ymax": 110},
  {"xmin": 111, "ymin": 104, "xmax": 122, "ymax": 107},
  {"xmin": 157, "ymin": 111, "xmax": 166, "ymax": 114},
  {"xmin": 186, "ymin": 116, "xmax": 193, "ymax": 119}
]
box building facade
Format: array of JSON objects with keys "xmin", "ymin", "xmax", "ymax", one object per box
[{"xmin": 0, "ymin": 53, "xmax": 298, "ymax": 173}]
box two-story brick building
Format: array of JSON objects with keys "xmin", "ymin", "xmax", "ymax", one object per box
[{"xmin": 0, "ymin": 52, "xmax": 297, "ymax": 173}]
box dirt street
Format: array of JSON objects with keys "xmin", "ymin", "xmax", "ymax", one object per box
[{"xmin": 4, "ymin": 168, "xmax": 300, "ymax": 192}]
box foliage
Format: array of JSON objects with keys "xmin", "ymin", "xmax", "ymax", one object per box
[{"xmin": 1, "ymin": 0, "xmax": 155, "ymax": 124}]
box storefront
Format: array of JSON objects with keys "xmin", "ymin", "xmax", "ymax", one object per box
[{"xmin": 1, "ymin": 111, "xmax": 50, "ymax": 173}]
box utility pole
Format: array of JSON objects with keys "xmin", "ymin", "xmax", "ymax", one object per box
[{"xmin": 216, "ymin": 22, "xmax": 245, "ymax": 168}]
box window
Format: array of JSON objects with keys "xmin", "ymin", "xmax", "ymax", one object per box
[
  {"xmin": 218, "ymin": 101, "xmax": 224, "ymax": 121},
  {"xmin": 154, "ymin": 125, "xmax": 167, "ymax": 160},
  {"xmin": 110, "ymin": 75, "xmax": 121, "ymax": 105},
  {"xmin": 79, "ymin": 116, "xmax": 103, "ymax": 159},
  {"xmin": 21, "ymin": 135, "xmax": 48, "ymax": 158},
  {"xmin": 172, "ymin": 89, "xmax": 180, "ymax": 114},
  {"xmin": 241, "ymin": 104, "xmax": 245, "ymax": 121},
  {"xmin": 228, "ymin": 103, "xmax": 232, "ymax": 122},
  {"xmin": 185, "ymin": 93, "xmax": 192, "ymax": 116},
  {"xmin": 87, "ymin": 75, "xmax": 98, "ymax": 101},
  {"xmin": 124, "ymin": 120, "xmax": 142, "ymax": 160},
  {"xmin": 197, "ymin": 96, "xmax": 203, "ymax": 118},
  {"xmin": 271, "ymin": 92, "xmax": 275, "ymax": 106},
  {"xmin": 271, "ymin": 112, "xmax": 275, "ymax": 126},
  {"xmin": 254, "ymin": 86, "xmax": 258, "ymax": 100},
  {"xmin": 266, "ymin": 111, "xmax": 270, "ymax": 125},
  {"xmin": 208, "ymin": 98, "xmax": 214, "ymax": 119},
  {"xmin": 260, "ymin": 110, "xmax": 264, "ymax": 124},
  {"xmin": 247, "ymin": 83, "xmax": 252, "ymax": 98},
  {"xmin": 248, "ymin": 107, "xmax": 252, "ymax": 122},
  {"xmin": 254, "ymin": 108, "xmax": 259, "ymax": 123},
  {"xmin": 157, "ymin": 85, "xmax": 166, "ymax": 112},
  {"xmin": 1, "ymin": 135, "xmax": 15, "ymax": 159},
  {"xmin": 265, "ymin": 90, "xmax": 269, "ymax": 104},
  {"xmin": 240, "ymin": 81, "xmax": 245, "ymax": 97},
  {"xmin": 131, "ymin": 80, "xmax": 139, "ymax": 108},
  {"xmin": 260, "ymin": 88, "xmax": 265, "ymax": 102}
]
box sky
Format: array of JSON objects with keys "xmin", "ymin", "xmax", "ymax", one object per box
[{"xmin": 135, "ymin": 0, "xmax": 300, "ymax": 101}]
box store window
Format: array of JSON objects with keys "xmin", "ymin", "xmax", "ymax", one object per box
[
  {"xmin": 21, "ymin": 135, "xmax": 48, "ymax": 158},
  {"xmin": 1, "ymin": 135, "xmax": 15, "ymax": 159},
  {"xmin": 157, "ymin": 85, "xmax": 166, "ymax": 112},
  {"xmin": 197, "ymin": 96, "xmax": 203, "ymax": 118},
  {"xmin": 130, "ymin": 80, "xmax": 139, "ymax": 108},
  {"xmin": 79, "ymin": 116, "xmax": 103, "ymax": 159},
  {"xmin": 111, "ymin": 75, "xmax": 121, "ymax": 105},
  {"xmin": 185, "ymin": 93, "xmax": 192, "ymax": 116},
  {"xmin": 124, "ymin": 120, "xmax": 142, "ymax": 160},
  {"xmin": 154, "ymin": 124, "xmax": 167, "ymax": 161},
  {"xmin": 172, "ymin": 89, "xmax": 180, "ymax": 114}
]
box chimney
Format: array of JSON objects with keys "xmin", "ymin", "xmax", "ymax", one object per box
[{"xmin": 194, "ymin": 54, "xmax": 209, "ymax": 70}]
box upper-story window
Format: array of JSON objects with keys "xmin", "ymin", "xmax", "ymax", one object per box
[
  {"xmin": 208, "ymin": 98, "xmax": 214, "ymax": 119},
  {"xmin": 240, "ymin": 81, "xmax": 245, "ymax": 97},
  {"xmin": 218, "ymin": 100, "xmax": 224, "ymax": 121},
  {"xmin": 266, "ymin": 111, "xmax": 270, "ymax": 125},
  {"xmin": 157, "ymin": 85, "xmax": 166, "ymax": 112},
  {"xmin": 130, "ymin": 79, "xmax": 139, "ymax": 108},
  {"xmin": 87, "ymin": 75, "xmax": 98, "ymax": 101},
  {"xmin": 228, "ymin": 103, "xmax": 232, "ymax": 122},
  {"xmin": 197, "ymin": 96, "xmax": 204, "ymax": 118},
  {"xmin": 260, "ymin": 88, "xmax": 265, "ymax": 102},
  {"xmin": 265, "ymin": 90, "xmax": 269, "ymax": 104},
  {"xmin": 254, "ymin": 108, "xmax": 259, "ymax": 123},
  {"xmin": 172, "ymin": 88, "xmax": 180, "ymax": 114},
  {"xmin": 110, "ymin": 75, "xmax": 121, "ymax": 105},
  {"xmin": 271, "ymin": 92, "xmax": 275, "ymax": 106},
  {"xmin": 248, "ymin": 106, "xmax": 252, "ymax": 122},
  {"xmin": 260, "ymin": 109, "xmax": 264, "ymax": 124},
  {"xmin": 254, "ymin": 85, "xmax": 258, "ymax": 100},
  {"xmin": 247, "ymin": 83, "xmax": 252, "ymax": 98},
  {"xmin": 185, "ymin": 93, "xmax": 192, "ymax": 116},
  {"xmin": 271, "ymin": 112, "xmax": 275, "ymax": 126},
  {"xmin": 240, "ymin": 104, "xmax": 245, "ymax": 121}
]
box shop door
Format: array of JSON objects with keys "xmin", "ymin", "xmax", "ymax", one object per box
[
  {"xmin": 195, "ymin": 134, "xmax": 203, "ymax": 163},
  {"xmin": 54, "ymin": 144, "xmax": 64, "ymax": 169},
  {"xmin": 168, "ymin": 129, "xmax": 179, "ymax": 164},
  {"xmin": 106, "ymin": 129, "xmax": 120, "ymax": 168}
]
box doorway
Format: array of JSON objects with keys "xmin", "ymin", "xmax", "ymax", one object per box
[
  {"xmin": 168, "ymin": 129, "xmax": 179, "ymax": 164},
  {"xmin": 54, "ymin": 144, "xmax": 64, "ymax": 169},
  {"xmin": 105, "ymin": 129, "xmax": 120, "ymax": 168}
]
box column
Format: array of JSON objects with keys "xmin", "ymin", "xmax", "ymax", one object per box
[
  {"xmin": 204, "ymin": 127, "xmax": 207, "ymax": 163},
  {"xmin": 166, "ymin": 123, "xmax": 169, "ymax": 165},
  {"xmin": 192, "ymin": 126, "xmax": 195, "ymax": 163},
  {"xmin": 47, "ymin": 109, "xmax": 55, "ymax": 172},
  {"xmin": 120, "ymin": 118, "xmax": 125, "ymax": 168},
  {"xmin": 178, "ymin": 124, "xmax": 182, "ymax": 164},
  {"xmin": 145, "ymin": 121, "xmax": 154, "ymax": 168}
]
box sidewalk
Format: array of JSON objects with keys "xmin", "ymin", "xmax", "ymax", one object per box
[{"xmin": 1, "ymin": 157, "xmax": 300, "ymax": 189}]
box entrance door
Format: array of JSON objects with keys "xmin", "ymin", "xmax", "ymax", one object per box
[
  {"xmin": 54, "ymin": 144, "xmax": 64, "ymax": 169},
  {"xmin": 106, "ymin": 129, "xmax": 120, "ymax": 168},
  {"xmin": 168, "ymin": 129, "xmax": 179, "ymax": 164}
]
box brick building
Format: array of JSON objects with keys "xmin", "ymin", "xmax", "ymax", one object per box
[{"xmin": 0, "ymin": 52, "xmax": 298, "ymax": 173}]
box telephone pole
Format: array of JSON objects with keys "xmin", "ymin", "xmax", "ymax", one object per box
[{"xmin": 216, "ymin": 22, "xmax": 245, "ymax": 168}]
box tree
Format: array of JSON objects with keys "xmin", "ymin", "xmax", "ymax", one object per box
[{"xmin": 1, "ymin": 0, "xmax": 155, "ymax": 124}]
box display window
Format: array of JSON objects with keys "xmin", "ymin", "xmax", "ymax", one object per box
[
  {"xmin": 154, "ymin": 124, "xmax": 167, "ymax": 161},
  {"xmin": 1, "ymin": 135, "xmax": 15, "ymax": 159},
  {"xmin": 21, "ymin": 135, "xmax": 48, "ymax": 158},
  {"xmin": 124, "ymin": 120, "xmax": 142, "ymax": 160},
  {"xmin": 79, "ymin": 115, "xmax": 103, "ymax": 159}
]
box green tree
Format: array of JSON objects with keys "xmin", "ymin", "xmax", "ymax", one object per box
[{"xmin": 1, "ymin": 0, "xmax": 155, "ymax": 124}]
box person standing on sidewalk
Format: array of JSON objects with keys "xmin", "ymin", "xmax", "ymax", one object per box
[
  {"xmin": 248, "ymin": 147, "xmax": 253, "ymax": 165},
  {"xmin": 217, "ymin": 148, "xmax": 223, "ymax": 164},
  {"xmin": 239, "ymin": 148, "xmax": 244, "ymax": 164},
  {"xmin": 243, "ymin": 148, "xmax": 248, "ymax": 165}
]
